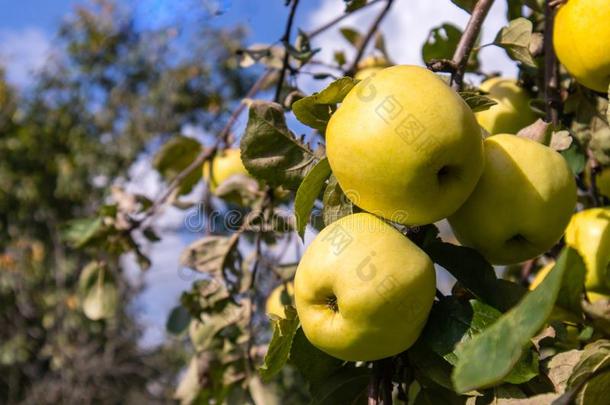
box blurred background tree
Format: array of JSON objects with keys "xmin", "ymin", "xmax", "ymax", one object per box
[{"xmin": 0, "ymin": 0, "xmax": 254, "ymax": 402}]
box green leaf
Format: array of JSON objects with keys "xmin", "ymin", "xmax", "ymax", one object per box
[
  {"xmin": 153, "ymin": 135, "xmax": 202, "ymax": 195},
  {"xmin": 493, "ymin": 18, "xmax": 537, "ymax": 68},
  {"xmin": 421, "ymin": 298, "xmax": 538, "ymax": 385},
  {"xmin": 240, "ymin": 101, "xmax": 316, "ymax": 190},
  {"xmin": 259, "ymin": 309, "xmax": 299, "ymax": 382},
  {"xmin": 339, "ymin": 27, "xmax": 363, "ymax": 48},
  {"xmin": 309, "ymin": 366, "xmax": 369, "ymax": 405},
  {"xmin": 345, "ymin": 0, "xmax": 367, "ymax": 12},
  {"xmin": 322, "ymin": 175, "xmax": 355, "ymax": 226},
  {"xmin": 422, "ymin": 24, "xmax": 463, "ymax": 64},
  {"xmin": 423, "ymin": 241, "xmax": 526, "ymax": 311},
  {"xmin": 561, "ymin": 141, "xmax": 586, "ymax": 175},
  {"xmin": 166, "ymin": 305, "xmax": 191, "ymax": 335},
  {"xmin": 63, "ymin": 217, "xmax": 103, "ymax": 248},
  {"xmin": 451, "ymin": 247, "xmax": 585, "ymax": 393},
  {"xmin": 180, "ymin": 235, "xmax": 238, "ymax": 276},
  {"xmin": 450, "ymin": 0, "xmax": 477, "ymax": 13},
  {"xmin": 562, "ymin": 340, "xmax": 610, "ymax": 405},
  {"xmin": 459, "ymin": 91, "xmax": 498, "ymax": 113},
  {"xmin": 291, "ymin": 77, "xmax": 358, "ymax": 133},
  {"xmin": 294, "ymin": 158, "xmax": 331, "ymax": 239},
  {"xmin": 408, "ymin": 341, "xmax": 456, "ymax": 391},
  {"xmin": 289, "ymin": 328, "xmax": 343, "ymax": 386}
]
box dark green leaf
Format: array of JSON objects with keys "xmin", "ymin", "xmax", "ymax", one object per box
[
  {"xmin": 289, "ymin": 328, "xmax": 343, "ymax": 386},
  {"xmin": 450, "ymin": 0, "xmax": 477, "ymax": 13},
  {"xmin": 153, "ymin": 135, "xmax": 202, "ymax": 195},
  {"xmin": 423, "ymin": 241, "xmax": 526, "ymax": 311},
  {"xmin": 422, "ymin": 24, "xmax": 463, "ymax": 64},
  {"xmin": 240, "ymin": 101, "xmax": 316, "ymax": 190},
  {"xmin": 339, "ymin": 27, "xmax": 363, "ymax": 48},
  {"xmin": 459, "ymin": 91, "xmax": 498, "ymax": 113},
  {"xmin": 291, "ymin": 77, "xmax": 358, "ymax": 133},
  {"xmin": 166, "ymin": 305, "xmax": 191, "ymax": 335},
  {"xmin": 259, "ymin": 309, "xmax": 299, "ymax": 382},
  {"xmin": 295, "ymin": 158, "xmax": 331, "ymax": 239},
  {"xmin": 493, "ymin": 18, "xmax": 537, "ymax": 68},
  {"xmin": 309, "ymin": 366, "xmax": 369, "ymax": 405},
  {"xmin": 561, "ymin": 141, "xmax": 586, "ymax": 175},
  {"xmin": 345, "ymin": 0, "xmax": 367, "ymax": 12},
  {"xmin": 322, "ymin": 175, "xmax": 355, "ymax": 226},
  {"xmin": 63, "ymin": 217, "xmax": 104, "ymax": 248},
  {"xmin": 452, "ymin": 247, "xmax": 584, "ymax": 392},
  {"xmin": 561, "ymin": 340, "xmax": 610, "ymax": 405}
]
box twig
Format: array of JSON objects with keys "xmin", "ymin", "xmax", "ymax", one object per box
[
  {"xmin": 450, "ymin": 0, "xmax": 495, "ymax": 90},
  {"xmin": 307, "ymin": 0, "xmax": 384, "ymax": 38},
  {"xmin": 544, "ymin": 0, "xmax": 560, "ymax": 126},
  {"xmin": 380, "ymin": 358, "xmax": 394, "ymax": 405},
  {"xmin": 368, "ymin": 361, "xmax": 382, "ymax": 405},
  {"xmin": 345, "ymin": 0, "xmax": 395, "ymax": 76},
  {"xmin": 274, "ymin": 0, "xmax": 301, "ymax": 103}
]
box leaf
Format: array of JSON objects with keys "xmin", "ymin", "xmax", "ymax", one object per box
[
  {"xmin": 180, "ymin": 236, "xmax": 237, "ymax": 276},
  {"xmin": 291, "ymin": 77, "xmax": 357, "ymax": 133},
  {"xmin": 63, "ymin": 217, "xmax": 103, "ymax": 248},
  {"xmin": 459, "ymin": 91, "xmax": 498, "ymax": 113},
  {"xmin": 423, "ymin": 241, "xmax": 526, "ymax": 311},
  {"xmin": 294, "ymin": 158, "xmax": 331, "ymax": 239},
  {"xmin": 562, "ymin": 340, "xmax": 610, "ymax": 405},
  {"xmin": 421, "ymin": 298, "xmax": 539, "ymax": 385},
  {"xmin": 309, "ymin": 366, "xmax": 369, "ymax": 405},
  {"xmin": 450, "ymin": 0, "xmax": 477, "ymax": 13},
  {"xmin": 81, "ymin": 266, "xmax": 118, "ymax": 321},
  {"xmin": 166, "ymin": 305, "xmax": 191, "ymax": 335},
  {"xmin": 322, "ymin": 175, "xmax": 355, "ymax": 226},
  {"xmin": 543, "ymin": 349, "xmax": 583, "ymax": 393},
  {"xmin": 174, "ymin": 358, "xmax": 201, "ymax": 405},
  {"xmin": 345, "ymin": 0, "xmax": 367, "ymax": 12},
  {"xmin": 259, "ymin": 308, "xmax": 299, "ymax": 382},
  {"xmin": 451, "ymin": 247, "xmax": 585, "ymax": 393},
  {"xmin": 153, "ymin": 135, "xmax": 202, "ymax": 195},
  {"xmin": 339, "ymin": 27, "xmax": 363, "ymax": 48},
  {"xmin": 561, "ymin": 141, "xmax": 586, "ymax": 175},
  {"xmin": 422, "ymin": 23, "xmax": 463, "ymax": 64},
  {"xmin": 289, "ymin": 328, "xmax": 343, "ymax": 386},
  {"xmin": 517, "ymin": 119, "xmax": 552, "ymax": 144},
  {"xmin": 493, "ymin": 18, "xmax": 537, "ymax": 68},
  {"xmin": 408, "ymin": 341, "xmax": 457, "ymax": 391},
  {"xmin": 238, "ymin": 44, "xmax": 284, "ymax": 69},
  {"xmin": 240, "ymin": 101, "xmax": 316, "ymax": 190}
]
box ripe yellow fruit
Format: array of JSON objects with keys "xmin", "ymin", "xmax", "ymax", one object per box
[
  {"xmin": 449, "ymin": 134, "xmax": 576, "ymax": 265},
  {"xmin": 294, "ymin": 213, "xmax": 436, "ymax": 361},
  {"xmin": 327, "ymin": 65, "xmax": 484, "ymax": 225},
  {"xmin": 554, "ymin": 0, "xmax": 610, "ymax": 93},
  {"xmin": 565, "ymin": 208, "xmax": 610, "ymax": 293},
  {"xmin": 265, "ymin": 283, "xmax": 294, "ymax": 319},
  {"xmin": 584, "ymin": 165, "xmax": 610, "ymax": 199},
  {"xmin": 475, "ymin": 77, "xmax": 538, "ymax": 134},
  {"xmin": 202, "ymin": 148, "xmax": 248, "ymax": 193},
  {"xmin": 354, "ymin": 55, "xmax": 392, "ymax": 81}
]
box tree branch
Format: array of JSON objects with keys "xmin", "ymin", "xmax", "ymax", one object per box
[
  {"xmin": 450, "ymin": 0, "xmax": 495, "ymax": 90},
  {"xmin": 544, "ymin": 0, "xmax": 560, "ymax": 126},
  {"xmin": 346, "ymin": 0, "xmax": 395, "ymax": 76},
  {"xmin": 307, "ymin": 0, "xmax": 385, "ymax": 39},
  {"xmin": 274, "ymin": 0, "xmax": 301, "ymax": 103},
  {"xmin": 368, "ymin": 361, "xmax": 382, "ymax": 405}
]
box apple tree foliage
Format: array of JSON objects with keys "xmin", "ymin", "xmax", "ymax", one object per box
[{"xmin": 38, "ymin": 0, "xmax": 610, "ymax": 404}]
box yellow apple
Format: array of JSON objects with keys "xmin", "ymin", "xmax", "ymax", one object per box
[
  {"xmin": 265, "ymin": 282, "xmax": 294, "ymax": 319},
  {"xmin": 554, "ymin": 0, "xmax": 610, "ymax": 93},
  {"xmin": 449, "ymin": 134, "xmax": 576, "ymax": 265},
  {"xmin": 294, "ymin": 213, "xmax": 436, "ymax": 361},
  {"xmin": 565, "ymin": 208, "xmax": 610, "ymax": 293},
  {"xmin": 475, "ymin": 77, "xmax": 538, "ymax": 134},
  {"xmin": 584, "ymin": 165, "xmax": 610, "ymax": 199},
  {"xmin": 202, "ymin": 148, "xmax": 248, "ymax": 193},
  {"xmin": 326, "ymin": 65, "xmax": 484, "ymax": 225},
  {"xmin": 354, "ymin": 55, "xmax": 392, "ymax": 81}
]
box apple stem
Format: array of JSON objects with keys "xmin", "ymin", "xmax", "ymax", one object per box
[
  {"xmin": 450, "ymin": 0, "xmax": 495, "ymax": 91},
  {"xmin": 544, "ymin": 0, "xmax": 561, "ymax": 126},
  {"xmin": 345, "ymin": 0, "xmax": 396, "ymax": 77}
]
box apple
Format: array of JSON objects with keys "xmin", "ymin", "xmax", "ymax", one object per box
[
  {"xmin": 354, "ymin": 55, "xmax": 392, "ymax": 82},
  {"xmin": 202, "ymin": 148, "xmax": 248, "ymax": 193},
  {"xmin": 554, "ymin": 0, "xmax": 610, "ymax": 93},
  {"xmin": 474, "ymin": 77, "xmax": 538, "ymax": 135},
  {"xmin": 294, "ymin": 212, "xmax": 436, "ymax": 361},
  {"xmin": 326, "ymin": 65, "xmax": 484, "ymax": 225},
  {"xmin": 449, "ymin": 134, "xmax": 576, "ymax": 265},
  {"xmin": 565, "ymin": 208, "xmax": 610, "ymax": 293},
  {"xmin": 265, "ymin": 282, "xmax": 294, "ymax": 319},
  {"xmin": 584, "ymin": 165, "xmax": 610, "ymax": 199}
]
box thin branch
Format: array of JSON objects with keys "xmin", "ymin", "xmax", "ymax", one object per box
[
  {"xmin": 450, "ymin": 0, "xmax": 495, "ymax": 90},
  {"xmin": 274, "ymin": 0, "xmax": 301, "ymax": 103},
  {"xmin": 544, "ymin": 0, "xmax": 560, "ymax": 126},
  {"xmin": 345, "ymin": 0, "xmax": 395, "ymax": 76},
  {"xmin": 368, "ymin": 361, "xmax": 382, "ymax": 405},
  {"xmin": 307, "ymin": 0, "xmax": 384, "ymax": 38}
]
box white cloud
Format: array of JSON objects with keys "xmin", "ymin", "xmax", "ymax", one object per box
[
  {"xmin": 0, "ymin": 27, "xmax": 52, "ymax": 87},
  {"xmin": 302, "ymin": 0, "xmax": 517, "ymax": 90}
]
